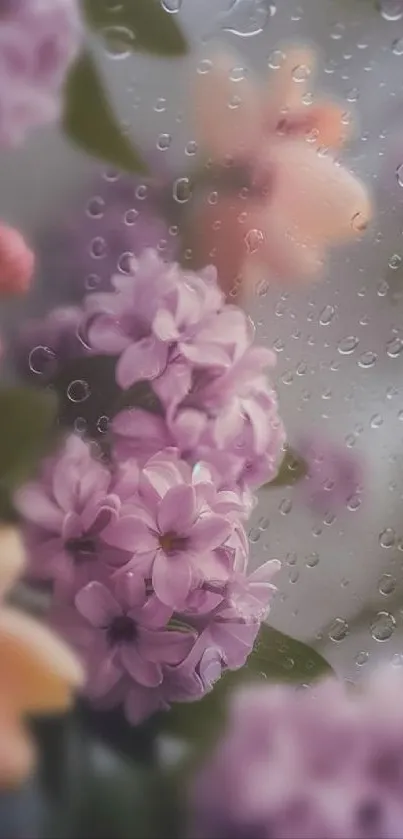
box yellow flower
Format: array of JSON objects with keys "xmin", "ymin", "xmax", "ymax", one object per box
[{"xmin": 0, "ymin": 526, "xmax": 83, "ymax": 787}]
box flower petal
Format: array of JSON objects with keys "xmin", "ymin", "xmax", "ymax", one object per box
[
  {"xmin": 15, "ymin": 484, "xmax": 63, "ymax": 532},
  {"xmin": 152, "ymin": 309, "xmax": 179, "ymax": 342},
  {"xmin": 116, "ymin": 338, "xmax": 168, "ymax": 390},
  {"xmin": 157, "ymin": 484, "xmax": 197, "ymax": 535},
  {"xmin": 102, "ymin": 516, "xmax": 157, "ymax": 554},
  {"xmin": 75, "ymin": 582, "xmax": 121, "ymax": 628},
  {"xmin": 120, "ymin": 643, "xmax": 162, "ymax": 688},
  {"xmin": 87, "ymin": 314, "xmax": 130, "ymax": 354},
  {"xmin": 190, "ymin": 516, "xmax": 232, "ymax": 552},
  {"xmin": 140, "ymin": 628, "xmax": 195, "ymax": 665},
  {"xmin": 152, "ymin": 552, "xmax": 192, "ymax": 608}
]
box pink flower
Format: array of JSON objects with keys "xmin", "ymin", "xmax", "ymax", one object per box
[
  {"xmin": 15, "ymin": 435, "xmax": 133, "ymax": 598},
  {"xmin": 0, "ymin": 223, "xmax": 34, "ymax": 296},
  {"xmin": 189, "ymin": 45, "xmax": 372, "ymax": 300},
  {"xmin": 0, "ymin": 0, "xmax": 82, "ymax": 145},
  {"xmin": 189, "ymin": 668, "xmax": 403, "ymax": 839},
  {"xmin": 296, "ymin": 433, "xmax": 363, "ymax": 514},
  {"xmin": 102, "ymin": 450, "xmax": 246, "ymax": 610}
]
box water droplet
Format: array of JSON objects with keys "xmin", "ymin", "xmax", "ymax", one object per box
[
  {"xmin": 378, "ymin": 573, "xmax": 397, "ymax": 596},
  {"xmin": 154, "ymin": 97, "xmax": 167, "ymax": 112},
  {"xmin": 379, "ymin": 527, "xmax": 396, "ymax": 548},
  {"xmin": 328, "ymin": 618, "xmax": 349, "ymax": 642},
  {"xmin": 125, "ymin": 208, "xmax": 139, "ymax": 225},
  {"xmin": 378, "ymin": 1, "xmax": 403, "ymax": 21},
  {"xmin": 90, "ymin": 237, "xmax": 107, "ymax": 259},
  {"xmin": 248, "ymin": 527, "xmax": 261, "ymax": 543},
  {"xmin": 74, "ymin": 417, "xmax": 87, "ymax": 434},
  {"xmin": 135, "ymin": 185, "xmax": 148, "ymax": 200},
  {"xmin": 102, "ymin": 25, "xmax": 135, "ymax": 59},
  {"xmin": 157, "ymin": 132, "xmax": 172, "ymax": 151},
  {"xmin": 351, "ymin": 211, "xmax": 368, "ymax": 232},
  {"xmin": 289, "ymin": 567, "xmax": 299, "ymax": 583},
  {"xmin": 397, "ymin": 163, "xmax": 403, "ymax": 186},
  {"xmin": 370, "ymin": 611, "xmax": 396, "ymax": 641},
  {"xmin": 370, "ymin": 413, "xmax": 383, "ymax": 429},
  {"xmin": 173, "ymin": 177, "xmax": 192, "ymax": 203},
  {"xmin": 292, "ymin": 63, "xmax": 311, "ymax": 82},
  {"xmin": 86, "ymin": 196, "xmax": 105, "ymax": 218},
  {"xmin": 117, "ymin": 251, "xmax": 134, "ymax": 274},
  {"xmin": 279, "ymin": 498, "xmax": 292, "ymax": 515},
  {"xmin": 286, "ymin": 552, "xmax": 297, "ymax": 566},
  {"xmin": 221, "ymin": 0, "xmax": 276, "ymax": 37},
  {"xmin": 296, "ymin": 361, "xmax": 307, "ymax": 376},
  {"xmin": 230, "ymin": 65, "xmax": 246, "ymax": 81},
  {"xmin": 85, "ymin": 274, "xmax": 101, "ymax": 291},
  {"xmin": 161, "ymin": 0, "xmax": 181, "ymax": 11},
  {"xmin": 338, "ymin": 335, "xmax": 359, "ymax": 355},
  {"xmin": 391, "ymin": 652, "xmax": 403, "ymax": 666},
  {"xmin": 306, "ymin": 552, "xmax": 319, "ymax": 568},
  {"xmin": 268, "ymin": 48, "xmax": 285, "ymax": 69},
  {"xmin": 28, "ymin": 346, "xmax": 56, "ymax": 376},
  {"xmin": 389, "ymin": 253, "xmax": 402, "ymax": 270},
  {"xmin": 319, "ymin": 304, "xmax": 336, "ymax": 325},
  {"xmin": 258, "ymin": 516, "xmax": 270, "ymax": 531},
  {"xmin": 355, "ymin": 651, "xmax": 369, "ymax": 666},
  {"xmin": 346, "ymin": 87, "xmax": 359, "ymax": 102},
  {"xmin": 392, "ymin": 36, "xmax": 403, "ymax": 55},
  {"xmin": 245, "ymin": 228, "xmax": 264, "ymax": 254},
  {"xmin": 67, "ymin": 379, "xmax": 91, "ymax": 403},
  {"xmin": 185, "ymin": 140, "xmax": 198, "ymax": 156},
  {"xmin": 386, "ymin": 336, "xmax": 403, "ymax": 357},
  {"xmin": 197, "ymin": 58, "xmax": 212, "ymax": 75},
  {"xmin": 347, "ymin": 494, "xmax": 362, "ymax": 511},
  {"xmin": 358, "ymin": 351, "xmax": 377, "ymax": 368},
  {"xmin": 377, "ymin": 280, "xmax": 389, "ymax": 297}
]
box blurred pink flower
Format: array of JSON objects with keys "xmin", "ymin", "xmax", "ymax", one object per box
[
  {"xmin": 0, "ymin": 223, "xmax": 34, "ymax": 296},
  {"xmin": 0, "ymin": 0, "xmax": 82, "ymax": 145},
  {"xmin": 190, "ymin": 45, "xmax": 372, "ymax": 301},
  {"xmin": 296, "ymin": 433, "xmax": 363, "ymax": 514}
]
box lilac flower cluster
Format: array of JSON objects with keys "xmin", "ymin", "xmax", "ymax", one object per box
[
  {"xmin": 0, "ymin": 0, "xmax": 82, "ymax": 146},
  {"xmin": 15, "ymin": 252, "xmax": 284, "ymax": 723},
  {"xmin": 83, "ymin": 249, "xmax": 285, "ymax": 491},
  {"xmin": 16, "ymin": 435, "xmax": 279, "ymax": 723},
  {"xmin": 189, "ymin": 669, "xmax": 403, "ymax": 839}
]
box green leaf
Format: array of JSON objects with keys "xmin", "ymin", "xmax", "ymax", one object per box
[
  {"xmin": 82, "ymin": 0, "xmax": 188, "ymax": 56},
  {"xmin": 265, "ymin": 447, "xmax": 308, "ymax": 488},
  {"xmin": 63, "ymin": 52, "xmax": 148, "ymax": 174},
  {"xmin": 0, "ymin": 387, "xmax": 58, "ymax": 491},
  {"xmin": 159, "ymin": 624, "xmax": 332, "ymax": 748}
]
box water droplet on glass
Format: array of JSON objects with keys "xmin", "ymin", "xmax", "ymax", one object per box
[
  {"xmin": 370, "ymin": 413, "xmax": 383, "ymax": 429},
  {"xmin": 245, "ymin": 228, "xmax": 264, "ymax": 254},
  {"xmin": 378, "ymin": 1, "xmax": 403, "ymax": 21},
  {"xmin": 346, "ymin": 87, "xmax": 359, "ymax": 102},
  {"xmin": 377, "ymin": 280, "xmax": 389, "ymax": 297},
  {"xmin": 90, "ymin": 237, "xmax": 107, "ymax": 259},
  {"xmin": 306, "ymin": 552, "xmax": 319, "ymax": 568},
  {"xmin": 280, "ymin": 498, "xmax": 292, "ymax": 515},
  {"xmin": 135, "ymin": 185, "xmax": 148, "ymax": 200},
  {"xmin": 328, "ymin": 618, "xmax": 349, "ymax": 642},
  {"xmin": 67, "ymin": 379, "xmax": 91, "ymax": 403},
  {"xmin": 358, "ymin": 351, "xmax": 377, "ymax": 368},
  {"xmin": 286, "ymin": 552, "xmax": 297, "ymax": 566},
  {"xmin": 29, "ymin": 346, "xmax": 57, "ymax": 376},
  {"xmin": 161, "ymin": 0, "xmax": 181, "ymax": 10},
  {"xmin": 85, "ymin": 274, "xmax": 101, "ymax": 291},
  {"xmin": 87, "ymin": 196, "xmax": 105, "ymax": 218},
  {"xmin": 392, "ymin": 36, "xmax": 403, "ymax": 55},
  {"xmin": 386, "ymin": 336, "xmax": 403, "ymax": 357},
  {"xmin": 379, "ymin": 527, "xmax": 396, "ymax": 548},
  {"xmin": 154, "ymin": 97, "xmax": 167, "ymax": 112},
  {"xmin": 392, "ymin": 652, "xmax": 403, "ymax": 666},
  {"xmin": 221, "ymin": 0, "xmax": 276, "ymax": 37},
  {"xmin": 292, "ymin": 63, "xmax": 311, "ymax": 82},
  {"xmin": 338, "ymin": 335, "xmax": 359, "ymax": 355},
  {"xmin": 185, "ymin": 140, "xmax": 198, "ymax": 156},
  {"xmin": 319, "ymin": 304, "xmax": 336, "ymax": 325},
  {"xmin": 378, "ymin": 573, "xmax": 397, "ymax": 596},
  {"xmin": 289, "ymin": 567, "xmax": 299, "ymax": 583},
  {"xmin": 117, "ymin": 251, "xmax": 134, "ymax": 274},
  {"xmin": 268, "ymin": 49, "xmax": 285, "ymax": 69},
  {"xmin": 173, "ymin": 177, "xmax": 192, "ymax": 203},
  {"xmin": 97, "ymin": 415, "xmax": 109, "ymax": 434},
  {"xmin": 351, "ymin": 211, "xmax": 368, "ymax": 232},
  {"xmin": 74, "ymin": 417, "xmax": 87, "ymax": 434},
  {"xmin": 370, "ymin": 611, "xmax": 396, "ymax": 641},
  {"xmin": 157, "ymin": 132, "xmax": 172, "ymax": 151},
  {"xmin": 396, "ymin": 163, "xmax": 403, "ymax": 186},
  {"xmin": 102, "ymin": 25, "xmax": 135, "ymax": 59},
  {"xmin": 389, "ymin": 253, "xmax": 402, "ymax": 270},
  {"xmin": 197, "ymin": 58, "xmax": 212, "ymax": 75},
  {"xmin": 125, "ymin": 208, "xmax": 139, "ymax": 225},
  {"xmin": 355, "ymin": 650, "xmax": 369, "ymax": 666}
]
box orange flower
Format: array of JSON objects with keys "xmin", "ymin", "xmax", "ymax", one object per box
[
  {"xmin": 0, "ymin": 526, "xmax": 83, "ymax": 787},
  {"xmin": 0, "ymin": 223, "xmax": 34, "ymax": 297},
  {"xmin": 189, "ymin": 45, "xmax": 372, "ymax": 300}
]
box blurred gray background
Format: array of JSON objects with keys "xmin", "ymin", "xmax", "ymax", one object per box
[{"xmin": 2, "ymin": 0, "xmax": 403, "ymax": 680}]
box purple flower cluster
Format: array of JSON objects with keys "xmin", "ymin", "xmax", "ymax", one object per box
[
  {"xmin": 0, "ymin": 0, "xmax": 82, "ymax": 146},
  {"xmin": 82, "ymin": 249, "xmax": 285, "ymax": 491},
  {"xmin": 189, "ymin": 669, "xmax": 403, "ymax": 839},
  {"xmin": 16, "ymin": 435, "xmax": 279, "ymax": 724}
]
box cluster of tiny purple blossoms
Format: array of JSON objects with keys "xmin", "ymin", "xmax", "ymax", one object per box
[
  {"xmin": 16, "ymin": 250, "xmax": 284, "ymax": 724},
  {"xmin": 0, "ymin": 0, "xmax": 82, "ymax": 146},
  {"xmin": 189, "ymin": 669, "xmax": 403, "ymax": 839}
]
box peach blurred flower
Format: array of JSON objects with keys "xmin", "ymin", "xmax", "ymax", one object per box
[
  {"xmin": 189, "ymin": 45, "xmax": 372, "ymax": 300},
  {"xmin": 0, "ymin": 223, "xmax": 35, "ymax": 297},
  {"xmin": 0, "ymin": 526, "xmax": 83, "ymax": 788}
]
